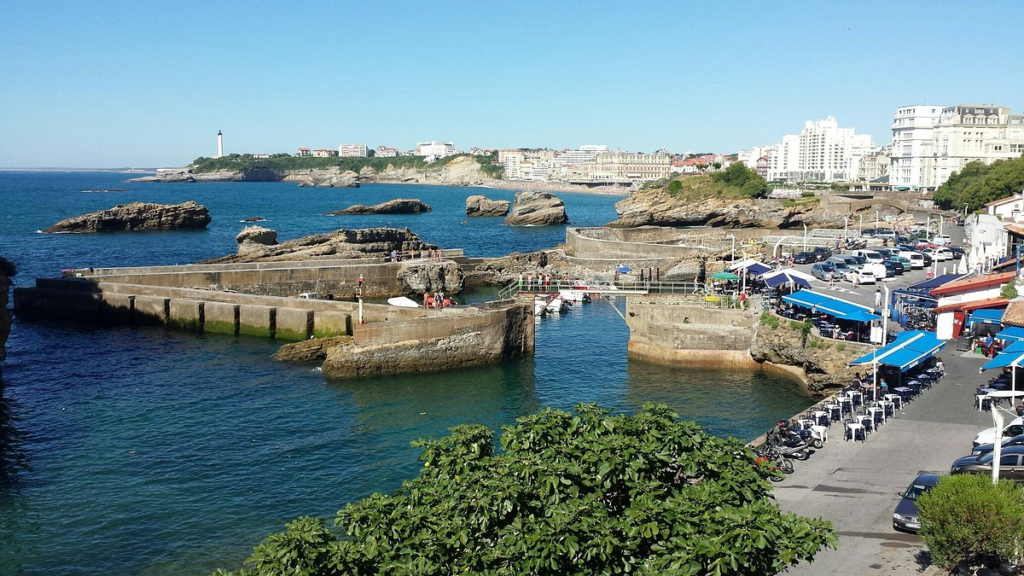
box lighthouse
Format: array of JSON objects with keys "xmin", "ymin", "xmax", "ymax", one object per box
[{"xmin": 216, "ymin": 130, "xmax": 224, "ymax": 158}]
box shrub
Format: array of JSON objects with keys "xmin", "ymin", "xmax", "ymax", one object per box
[
  {"xmin": 0, "ymin": 256, "xmax": 16, "ymax": 277},
  {"xmin": 1001, "ymin": 282, "xmax": 1018, "ymax": 300},
  {"xmin": 917, "ymin": 474, "xmax": 1024, "ymax": 571},
  {"xmin": 760, "ymin": 311, "xmax": 780, "ymax": 329}
]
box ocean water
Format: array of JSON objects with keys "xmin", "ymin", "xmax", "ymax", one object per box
[{"xmin": 0, "ymin": 172, "xmax": 813, "ymax": 574}]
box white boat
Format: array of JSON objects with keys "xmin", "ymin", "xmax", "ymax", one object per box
[
  {"xmin": 534, "ymin": 297, "xmax": 549, "ymax": 316},
  {"xmin": 545, "ymin": 294, "xmax": 569, "ymax": 314},
  {"xmin": 387, "ymin": 296, "xmax": 421, "ymax": 308}
]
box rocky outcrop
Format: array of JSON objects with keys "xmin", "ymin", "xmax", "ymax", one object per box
[
  {"xmin": 612, "ymin": 189, "xmax": 849, "ymax": 229},
  {"xmin": 326, "ymin": 199, "xmax": 431, "ymax": 216},
  {"xmin": 43, "ymin": 201, "xmax": 212, "ymax": 233},
  {"xmin": 203, "ymin": 227, "xmax": 437, "ymax": 263},
  {"xmin": 749, "ymin": 313, "xmax": 871, "ymax": 395},
  {"xmin": 0, "ymin": 256, "xmax": 13, "ymax": 371},
  {"xmin": 273, "ymin": 336, "xmax": 353, "ymax": 363},
  {"xmin": 236, "ymin": 225, "xmax": 278, "ymax": 255},
  {"xmin": 283, "ymin": 168, "xmax": 360, "ymax": 188},
  {"xmin": 465, "ymin": 195, "xmax": 510, "ymax": 217},
  {"xmin": 505, "ymin": 191, "xmax": 569, "ymax": 226},
  {"xmin": 396, "ymin": 261, "xmax": 464, "ymax": 294}
]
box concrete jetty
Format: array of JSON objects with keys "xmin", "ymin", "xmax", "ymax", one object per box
[{"xmin": 776, "ymin": 350, "xmax": 992, "ymax": 575}]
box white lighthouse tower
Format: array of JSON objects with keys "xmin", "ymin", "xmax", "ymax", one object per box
[{"xmin": 216, "ymin": 130, "xmax": 224, "ymax": 158}]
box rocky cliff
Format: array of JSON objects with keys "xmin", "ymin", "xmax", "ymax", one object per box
[
  {"xmin": 749, "ymin": 312, "xmax": 871, "ymax": 395},
  {"xmin": 43, "ymin": 201, "xmax": 211, "ymax": 233},
  {"xmin": 505, "ymin": 191, "xmax": 569, "ymax": 226},
  {"xmin": 202, "ymin": 227, "xmax": 438, "ymax": 264},
  {"xmin": 612, "ymin": 189, "xmax": 849, "ymax": 229},
  {"xmin": 326, "ymin": 199, "xmax": 431, "ymax": 215},
  {"xmin": 131, "ymin": 155, "xmax": 497, "ymax": 188}
]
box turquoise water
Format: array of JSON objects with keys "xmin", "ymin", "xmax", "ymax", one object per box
[{"xmin": 0, "ymin": 172, "xmax": 813, "ymax": 574}]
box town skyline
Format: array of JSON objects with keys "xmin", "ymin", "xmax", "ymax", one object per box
[{"xmin": 2, "ymin": 1, "xmax": 1023, "ymax": 168}]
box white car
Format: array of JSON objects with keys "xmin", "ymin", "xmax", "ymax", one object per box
[
  {"xmin": 931, "ymin": 235, "xmax": 952, "ymax": 246},
  {"xmin": 973, "ymin": 417, "xmax": 1024, "ymax": 448},
  {"xmin": 896, "ymin": 250, "xmax": 925, "ymax": 269},
  {"xmin": 844, "ymin": 268, "xmax": 876, "ymax": 284},
  {"xmin": 925, "ymin": 248, "xmax": 952, "ymax": 261}
]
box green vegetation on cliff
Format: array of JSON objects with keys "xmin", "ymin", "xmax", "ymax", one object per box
[
  {"xmin": 189, "ymin": 153, "xmax": 503, "ymax": 179},
  {"xmin": 216, "ymin": 403, "xmax": 835, "ymax": 575},
  {"xmin": 933, "ymin": 155, "xmax": 1024, "ymax": 211},
  {"xmin": 664, "ymin": 162, "xmax": 769, "ymax": 200}
]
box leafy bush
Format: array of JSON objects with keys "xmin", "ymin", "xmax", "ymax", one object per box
[
  {"xmin": 218, "ymin": 404, "xmax": 836, "ymax": 575},
  {"xmin": 0, "ymin": 256, "xmax": 16, "ymax": 277},
  {"xmin": 760, "ymin": 311, "xmax": 780, "ymax": 329},
  {"xmin": 933, "ymin": 156, "xmax": 1024, "ymax": 211},
  {"xmin": 711, "ymin": 162, "xmax": 768, "ymax": 198},
  {"xmin": 918, "ymin": 474, "xmax": 1024, "ymax": 571},
  {"xmin": 667, "ymin": 180, "xmax": 683, "ymax": 195},
  {"xmin": 1001, "ymin": 282, "xmax": 1018, "ymax": 300}
]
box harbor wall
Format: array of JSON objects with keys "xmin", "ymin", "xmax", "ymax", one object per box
[{"xmin": 625, "ymin": 294, "xmax": 757, "ymax": 368}]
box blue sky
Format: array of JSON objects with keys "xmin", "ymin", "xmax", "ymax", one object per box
[{"xmin": 2, "ymin": 1, "xmax": 1022, "ymax": 168}]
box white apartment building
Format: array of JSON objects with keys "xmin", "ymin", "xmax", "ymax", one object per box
[
  {"xmin": 593, "ymin": 151, "xmax": 671, "ymax": 182},
  {"xmin": 764, "ymin": 117, "xmax": 873, "ymax": 183},
  {"xmin": 890, "ymin": 104, "xmax": 1024, "ymax": 190},
  {"xmin": 338, "ymin": 144, "xmax": 368, "ymax": 157},
  {"xmin": 500, "ymin": 150, "xmax": 525, "ymax": 180},
  {"xmin": 375, "ymin": 146, "xmax": 398, "ymax": 158},
  {"xmin": 737, "ymin": 145, "xmax": 776, "ymax": 171},
  {"xmin": 416, "ymin": 141, "xmax": 457, "ymax": 158}
]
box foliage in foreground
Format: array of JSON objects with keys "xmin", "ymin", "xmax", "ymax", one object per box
[
  {"xmin": 217, "ymin": 403, "xmax": 836, "ymax": 575},
  {"xmin": 918, "ymin": 474, "xmax": 1024, "ymax": 571},
  {"xmin": 932, "ymin": 155, "xmax": 1024, "ymax": 211}
]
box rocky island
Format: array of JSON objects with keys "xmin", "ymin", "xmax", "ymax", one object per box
[
  {"xmin": 465, "ymin": 195, "xmax": 510, "ymax": 217},
  {"xmin": 505, "ymin": 190, "xmax": 569, "ymax": 226},
  {"xmin": 325, "ymin": 199, "xmax": 432, "ymax": 215},
  {"xmin": 43, "ymin": 201, "xmax": 211, "ymax": 233}
]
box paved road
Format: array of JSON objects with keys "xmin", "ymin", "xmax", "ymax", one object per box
[{"xmin": 773, "ymin": 220, "xmax": 999, "ymax": 574}]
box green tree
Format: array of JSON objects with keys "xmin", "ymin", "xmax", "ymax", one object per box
[
  {"xmin": 219, "ymin": 404, "xmax": 836, "ymax": 575},
  {"xmin": 712, "ymin": 162, "xmax": 768, "ymax": 198},
  {"xmin": 933, "ymin": 156, "xmax": 1024, "ymax": 211},
  {"xmin": 918, "ymin": 474, "xmax": 1024, "ymax": 571}
]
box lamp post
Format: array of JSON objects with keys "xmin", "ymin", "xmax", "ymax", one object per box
[
  {"xmin": 875, "ymin": 209, "xmax": 880, "ymax": 226},
  {"xmin": 802, "ymin": 224, "xmax": 808, "ymax": 251},
  {"xmin": 843, "ymin": 217, "xmax": 849, "ymax": 240},
  {"xmin": 859, "ymin": 214, "xmax": 863, "ymax": 235},
  {"xmin": 964, "ymin": 203, "xmax": 970, "ymax": 220},
  {"xmin": 725, "ymin": 233, "xmax": 735, "ymax": 264}
]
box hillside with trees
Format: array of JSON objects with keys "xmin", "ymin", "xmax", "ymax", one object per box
[
  {"xmin": 932, "ymin": 155, "xmax": 1024, "ymax": 211},
  {"xmin": 215, "ymin": 403, "xmax": 835, "ymax": 575}
]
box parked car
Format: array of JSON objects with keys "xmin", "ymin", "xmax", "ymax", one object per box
[
  {"xmin": 811, "ymin": 262, "xmax": 835, "ymax": 281},
  {"xmin": 882, "ymin": 260, "xmax": 903, "ymax": 276},
  {"xmin": 895, "ymin": 250, "xmax": 925, "ymax": 269},
  {"xmin": 919, "ymin": 251, "xmax": 933, "ymax": 267},
  {"xmin": 973, "ymin": 417, "xmax": 1024, "ymax": 448},
  {"xmin": 931, "ymin": 234, "xmax": 952, "ymax": 245},
  {"xmin": 851, "ymin": 249, "xmax": 884, "ymax": 263},
  {"xmin": 812, "ymin": 246, "xmax": 832, "ymax": 262},
  {"xmin": 874, "ymin": 248, "xmax": 895, "ymax": 258},
  {"xmin": 860, "ymin": 228, "xmax": 879, "ymax": 238},
  {"xmin": 892, "ymin": 473, "xmax": 940, "ymax": 533},
  {"xmin": 793, "ymin": 251, "xmax": 816, "ymax": 264},
  {"xmin": 948, "ymin": 245, "xmax": 965, "ymax": 258},
  {"xmin": 972, "ymin": 433, "xmax": 1024, "ymax": 456},
  {"xmin": 844, "ymin": 268, "xmax": 876, "ymax": 284},
  {"xmin": 923, "ymin": 248, "xmax": 950, "ymax": 262},
  {"xmin": 951, "ymin": 445, "xmax": 1024, "ymax": 482},
  {"xmin": 875, "ymin": 229, "xmax": 897, "ymax": 240},
  {"xmin": 851, "ymin": 256, "xmax": 887, "ymax": 280}
]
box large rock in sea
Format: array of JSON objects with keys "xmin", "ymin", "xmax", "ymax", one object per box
[
  {"xmin": 611, "ymin": 188, "xmax": 848, "ymax": 228},
  {"xmin": 43, "ymin": 201, "xmax": 212, "ymax": 233},
  {"xmin": 326, "ymin": 199, "xmax": 431, "ymax": 215},
  {"xmin": 202, "ymin": 227, "xmax": 437, "ymax": 264},
  {"xmin": 504, "ymin": 191, "xmax": 569, "ymax": 226},
  {"xmin": 465, "ymin": 195, "xmax": 510, "ymax": 217},
  {"xmin": 235, "ymin": 225, "xmax": 278, "ymax": 255}
]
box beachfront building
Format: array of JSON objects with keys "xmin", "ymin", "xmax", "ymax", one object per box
[
  {"xmin": 416, "ymin": 141, "xmax": 457, "ymax": 159},
  {"xmin": 312, "ymin": 148, "xmax": 338, "ymax": 158},
  {"xmin": 890, "ymin": 104, "xmax": 1024, "ymax": 190},
  {"xmin": 296, "ymin": 147, "xmax": 312, "ymax": 157},
  {"xmin": 339, "ymin": 144, "xmax": 368, "ymax": 157},
  {"xmin": 761, "ymin": 117, "xmax": 873, "ymax": 183},
  {"xmin": 375, "ymin": 146, "xmax": 398, "ymax": 158}
]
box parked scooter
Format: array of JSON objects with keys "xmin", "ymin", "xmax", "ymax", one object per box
[
  {"xmin": 754, "ymin": 444, "xmax": 795, "ymax": 480},
  {"xmin": 792, "ymin": 419, "xmax": 826, "ymax": 449},
  {"xmin": 767, "ymin": 428, "xmax": 813, "ymax": 460}
]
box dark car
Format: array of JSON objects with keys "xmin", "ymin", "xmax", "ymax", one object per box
[
  {"xmin": 860, "ymin": 228, "xmax": 878, "ymax": 238},
  {"xmin": 893, "ymin": 473, "xmax": 940, "ymax": 533},
  {"xmin": 812, "ymin": 246, "xmax": 832, "ymax": 261},
  {"xmin": 972, "ymin": 433, "xmax": 1024, "ymax": 456},
  {"xmin": 793, "ymin": 251, "xmax": 815, "ymax": 264},
  {"xmin": 918, "ymin": 251, "xmax": 933, "ymax": 266},
  {"xmin": 884, "ymin": 257, "xmax": 906, "ymax": 274},
  {"xmin": 948, "ymin": 245, "xmax": 965, "ymax": 258},
  {"xmin": 878, "ymin": 261, "xmax": 896, "ymax": 277},
  {"xmin": 951, "ymin": 445, "xmax": 1024, "ymax": 482}
]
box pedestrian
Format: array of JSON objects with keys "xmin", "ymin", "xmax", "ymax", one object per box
[
  {"xmin": 828, "ymin": 271, "xmax": 835, "ymax": 287},
  {"xmin": 879, "ymin": 378, "xmax": 889, "ymax": 395},
  {"xmin": 739, "ymin": 291, "xmax": 747, "ymax": 310},
  {"xmin": 518, "ymin": 273, "xmax": 524, "ymax": 292},
  {"xmin": 874, "ymin": 288, "xmax": 881, "ymax": 308}
]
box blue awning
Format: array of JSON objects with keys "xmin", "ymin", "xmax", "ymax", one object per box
[
  {"xmin": 850, "ymin": 330, "xmax": 946, "ymax": 372},
  {"xmin": 782, "ymin": 290, "xmax": 881, "ymax": 323},
  {"xmin": 982, "ymin": 350, "xmax": 1024, "ymax": 371},
  {"xmin": 996, "ymin": 326, "xmax": 1024, "ymax": 343},
  {"xmin": 967, "ymin": 308, "xmax": 1005, "ymax": 327},
  {"xmin": 766, "ymin": 273, "xmax": 811, "ymax": 288},
  {"xmin": 908, "ymin": 274, "xmax": 962, "ymax": 292},
  {"xmin": 745, "ymin": 262, "xmax": 772, "ymax": 276}
]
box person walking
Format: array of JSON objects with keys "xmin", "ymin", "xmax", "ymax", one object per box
[{"xmin": 874, "ymin": 288, "xmax": 882, "ymax": 309}]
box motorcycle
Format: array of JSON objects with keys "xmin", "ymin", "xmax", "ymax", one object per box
[
  {"xmin": 767, "ymin": 429, "xmax": 812, "ymax": 460},
  {"xmin": 755, "ymin": 444, "xmax": 795, "ymax": 480}
]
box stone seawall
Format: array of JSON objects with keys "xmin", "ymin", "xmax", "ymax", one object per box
[{"xmin": 625, "ymin": 294, "xmax": 755, "ymax": 368}]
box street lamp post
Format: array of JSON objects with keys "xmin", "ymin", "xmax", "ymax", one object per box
[
  {"xmin": 802, "ymin": 224, "xmax": 808, "ymax": 251},
  {"xmin": 875, "ymin": 209, "xmax": 880, "ymax": 226},
  {"xmin": 726, "ymin": 234, "xmax": 735, "ymax": 263},
  {"xmin": 843, "ymin": 217, "xmax": 849, "ymax": 240},
  {"xmin": 859, "ymin": 214, "xmax": 863, "ymax": 235}
]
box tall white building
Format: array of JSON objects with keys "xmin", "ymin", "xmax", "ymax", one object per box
[
  {"xmin": 338, "ymin": 144, "xmax": 368, "ymax": 157},
  {"xmin": 890, "ymin": 105, "xmax": 943, "ymax": 189},
  {"xmin": 416, "ymin": 141, "xmax": 457, "ymax": 158},
  {"xmin": 764, "ymin": 117, "xmax": 872, "ymax": 182}
]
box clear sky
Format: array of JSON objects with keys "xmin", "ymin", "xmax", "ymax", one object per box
[{"xmin": 2, "ymin": 1, "xmax": 1023, "ymax": 168}]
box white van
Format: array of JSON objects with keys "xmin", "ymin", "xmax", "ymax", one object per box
[
  {"xmin": 852, "ymin": 249, "xmax": 884, "ymax": 264},
  {"xmin": 896, "ymin": 250, "xmax": 925, "ymax": 269}
]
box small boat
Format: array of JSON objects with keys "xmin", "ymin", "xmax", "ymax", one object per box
[
  {"xmin": 387, "ymin": 296, "xmax": 420, "ymax": 308},
  {"xmin": 241, "ymin": 216, "xmax": 266, "ymax": 223},
  {"xmin": 544, "ymin": 294, "xmax": 569, "ymax": 314}
]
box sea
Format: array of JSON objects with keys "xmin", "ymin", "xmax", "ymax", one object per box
[{"xmin": 0, "ymin": 172, "xmax": 814, "ymax": 574}]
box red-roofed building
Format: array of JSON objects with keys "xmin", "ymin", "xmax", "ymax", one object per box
[
  {"xmin": 296, "ymin": 147, "xmax": 311, "ymax": 157},
  {"xmin": 930, "ymin": 271, "xmax": 1018, "ymax": 339}
]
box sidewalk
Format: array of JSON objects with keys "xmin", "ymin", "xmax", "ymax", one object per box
[{"xmin": 776, "ymin": 350, "xmax": 994, "ymax": 575}]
